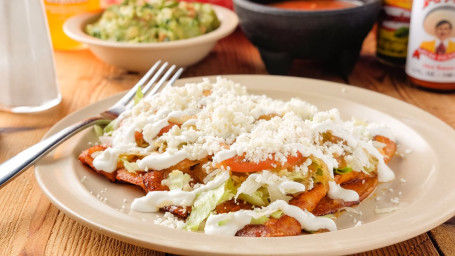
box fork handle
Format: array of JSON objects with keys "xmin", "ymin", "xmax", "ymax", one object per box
[{"xmin": 0, "ymin": 117, "xmax": 110, "ymax": 188}]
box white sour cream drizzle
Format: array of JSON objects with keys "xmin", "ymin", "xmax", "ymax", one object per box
[
  {"xmin": 137, "ymin": 150, "xmax": 188, "ymax": 171},
  {"xmin": 93, "ymin": 109, "xmax": 199, "ymax": 173},
  {"xmin": 361, "ymin": 142, "xmax": 395, "ymax": 182},
  {"xmin": 295, "ymin": 148, "xmax": 361, "ymax": 202},
  {"xmin": 168, "ymin": 109, "xmax": 199, "ymax": 119},
  {"xmin": 182, "ymin": 119, "xmax": 197, "ymax": 127},
  {"xmin": 131, "ymin": 171, "xmax": 230, "ymax": 212},
  {"xmin": 92, "ymin": 148, "xmax": 121, "ymax": 173},
  {"xmin": 307, "ymin": 114, "xmax": 396, "ymax": 198},
  {"xmin": 204, "ymin": 200, "xmax": 337, "ymax": 236},
  {"xmin": 131, "ymin": 190, "xmax": 195, "ymax": 212},
  {"xmin": 212, "ymin": 149, "xmax": 237, "ymax": 165},
  {"xmin": 328, "ymin": 181, "xmax": 359, "ymax": 201},
  {"xmin": 142, "ymin": 119, "xmax": 169, "ymax": 142}
]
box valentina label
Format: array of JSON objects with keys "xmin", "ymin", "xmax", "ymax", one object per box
[{"xmin": 412, "ymin": 48, "xmax": 455, "ymax": 61}]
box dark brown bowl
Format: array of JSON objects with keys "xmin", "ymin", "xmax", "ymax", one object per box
[{"xmin": 233, "ymin": 0, "xmax": 381, "ymax": 75}]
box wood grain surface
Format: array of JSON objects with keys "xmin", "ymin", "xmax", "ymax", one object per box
[{"xmin": 0, "ymin": 28, "xmax": 454, "ymax": 256}]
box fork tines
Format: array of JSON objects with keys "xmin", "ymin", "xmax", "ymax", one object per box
[
  {"xmin": 119, "ymin": 61, "xmax": 184, "ymax": 109},
  {"xmin": 143, "ymin": 61, "xmax": 184, "ymax": 100},
  {"xmin": 103, "ymin": 61, "xmax": 184, "ymax": 120}
]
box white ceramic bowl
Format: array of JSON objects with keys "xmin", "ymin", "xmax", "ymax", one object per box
[{"xmin": 64, "ymin": 5, "xmax": 238, "ymax": 71}]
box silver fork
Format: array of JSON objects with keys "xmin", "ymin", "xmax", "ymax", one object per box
[{"xmin": 0, "ymin": 61, "xmax": 183, "ymax": 188}]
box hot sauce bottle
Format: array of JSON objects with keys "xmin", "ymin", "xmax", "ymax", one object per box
[
  {"xmin": 405, "ymin": 0, "xmax": 455, "ymax": 90},
  {"xmin": 376, "ymin": 0, "xmax": 413, "ymax": 66}
]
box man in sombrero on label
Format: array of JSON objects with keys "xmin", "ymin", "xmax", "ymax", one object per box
[{"xmin": 420, "ymin": 19, "xmax": 455, "ymax": 54}]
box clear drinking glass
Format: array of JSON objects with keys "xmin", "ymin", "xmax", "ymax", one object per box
[{"xmin": 0, "ymin": 0, "xmax": 61, "ymax": 113}]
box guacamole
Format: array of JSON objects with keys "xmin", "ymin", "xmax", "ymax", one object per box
[{"xmin": 86, "ymin": 0, "xmax": 220, "ymax": 43}]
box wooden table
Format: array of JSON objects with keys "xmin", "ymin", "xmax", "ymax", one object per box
[{"xmin": 1, "ymin": 28, "xmax": 454, "ymax": 256}]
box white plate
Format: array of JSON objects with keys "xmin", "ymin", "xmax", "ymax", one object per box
[{"xmin": 35, "ymin": 75, "xmax": 455, "ymax": 256}]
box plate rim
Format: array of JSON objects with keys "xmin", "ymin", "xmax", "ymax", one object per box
[{"xmin": 35, "ymin": 75, "xmax": 455, "ymax": 256}]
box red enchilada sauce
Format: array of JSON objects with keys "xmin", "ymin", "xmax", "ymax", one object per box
[{"xmin": 268, "ymin": 0, "xmax": 360, "ymax": 10}]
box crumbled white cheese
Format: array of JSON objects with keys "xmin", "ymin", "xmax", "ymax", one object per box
[
  {"xmin": 375, "ymin": 207, "xmax": 399, "ymax": 214},
  {"xmin": 154, "ymin": 212, "xmax": 186, "ymax": 229},
  {"xmin": 80, "ymin": 176, "xmax": 87, "ymax": 183},
  {"xmin": 88, "ymin": 77, "xmax": 398, "ymax": 234},
  {"xmin": 94, "ymin": 77, "xmax": 395, "ymax": 190},
  {"xmin": 390, "ymin": 197, "xmax": 400, "ymax": 204},
  {"xmin": 343, "ymin": 207, "xmax": 363, "ymax": 215}
]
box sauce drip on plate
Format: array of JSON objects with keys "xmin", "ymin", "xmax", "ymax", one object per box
[{"xmin": 268, "ymin": 0, "xmax": 361, "ymax": 10}]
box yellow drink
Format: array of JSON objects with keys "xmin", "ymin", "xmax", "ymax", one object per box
[{"xmin": 44, "ymin": 0, "xmax": 100, "ymax": 50}]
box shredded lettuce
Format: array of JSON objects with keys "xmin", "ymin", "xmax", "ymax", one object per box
[
  {"xmin": 365, "ymin": 157, "xmax": 379, "ymax": 173},
  {"xmin": 281, "ymin": 170, "xmax": 308, "ymax": 182},
  {"xmin": 162, "ymin": 170, "xmax": 191, "ymax": 190},
  {"xmin": 217, "ymin": 219, "xmax": 230, "ymax": 227},
  {"xmin": 237, "ymin": 188, "xmax": 268, "ymax": 207},
  {"xmin": 310, "ymin": 159, "xmax": 330, "ymax": 184},
  {"xmin": 134, "ymin": 86, "xmax": 144, "ymax": 105},
  {"xmin": 251, "ymin": 215, "xmax": 269, "ymax": 225},
  {"xmin": 94, "ymin": 125, "xmax": 104, "ymax": 137},
  {"xmin": 270, "ymin": 210, "xmax": 283, "ymax": 219},
  {"xmin": 93, "ymin": 119, "xmax": 115, "ymax": 137},
  {"xmin": 250, "ymin": 210, "xmax": 283, "ymax": 225},
  {"xmin": 322, "ymin": 214, "xmax": 335, "ymax": 219},
  {"xmin": 103, "ymin": 119, "xmax": 117, "ymax": 135},
  {"xmin": 334, "ymin": 167, "xmax": 353, "ymax": 175},
  {"xmin": 121, "ymin": 159, "xmax": 139, "ymax": 173},
  {"xmin": 236, "ymin": 171, "xmax": 305, "ymax": 203},
  {"xmin": 185, "ymin": 178, "xmax": 236, "ymax": 231}
]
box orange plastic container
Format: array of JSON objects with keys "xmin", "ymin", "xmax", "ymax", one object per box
[{"xmin": 44, "ymin": 0, "xmax": 100, "ymax": 50}]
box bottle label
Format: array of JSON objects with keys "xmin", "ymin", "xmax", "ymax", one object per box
[
  {"xmin": 406, "ymin": 0, "xmax": 455, "ymax": 82},
  {"xmin": 376, "ymin": 0, "xmax": 412, "ymax": 59}
]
